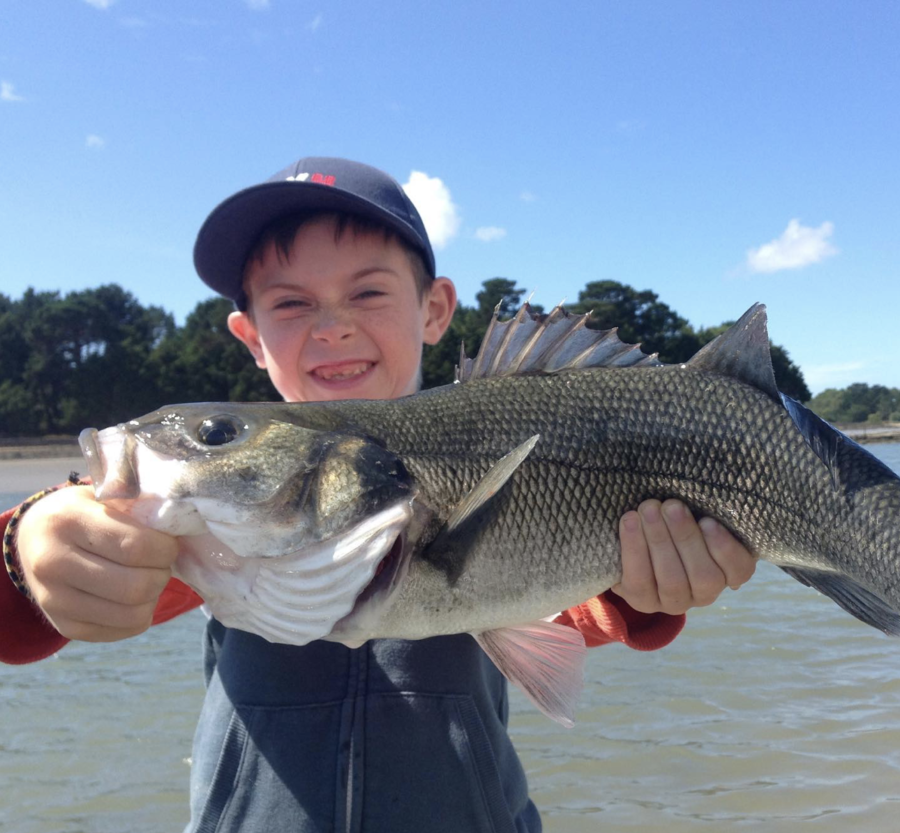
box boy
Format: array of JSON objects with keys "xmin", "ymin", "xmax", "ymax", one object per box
[{"xmin": 2, "ymin": 157, "xmax": 755, "ymax": 831}]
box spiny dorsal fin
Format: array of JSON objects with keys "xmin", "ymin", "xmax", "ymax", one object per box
[
  {"xmin": 456, "ymin": 301, "xmax": 781, "ymax": 406},
  {"xmin": 686, "ymin": 303, "xmax": 779, "ymax": 401},
  {"xmin": 456, "ymin": 303, "xmax": 661, "ymax": 382}
]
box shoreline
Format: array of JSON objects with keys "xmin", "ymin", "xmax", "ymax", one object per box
[
  {"xmin": 0, "ymin": 443, "xmax": 81, "ymax": 461},
  {"xmin": 839, "ymin": 425, "xmax": 900, "ymax": 443}
]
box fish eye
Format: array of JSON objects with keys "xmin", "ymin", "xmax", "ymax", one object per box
[{"xmin": 198, "ymin": 416, "xmax": 243, "ymax": 447}]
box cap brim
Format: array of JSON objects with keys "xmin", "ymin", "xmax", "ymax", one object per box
[{"xmin": 193, "ymin": 180, "xmax": 433, "ymax": 303}]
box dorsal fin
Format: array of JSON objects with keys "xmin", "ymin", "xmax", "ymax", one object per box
[
  {"xmin": 456, "ymin": 301, "xmax": 782, "ymax": 406},
  {"xmin": 456, "ymin": 303, "xmax": 661, "ymax": 382},
  {"xmin": 686, "ymin": 303, "xmax": 779, "ymax": 401}
]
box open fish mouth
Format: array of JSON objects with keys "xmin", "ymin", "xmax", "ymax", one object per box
[{"xmin": 79, "ymin": 426, "xmax": 141, "ymax": 500}]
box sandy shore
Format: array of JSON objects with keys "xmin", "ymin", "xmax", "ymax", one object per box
[{"xmin": 839, "ymin": 424, "xmax": 900, "ymax": 443}]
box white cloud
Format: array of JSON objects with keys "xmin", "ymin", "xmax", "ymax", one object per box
[
  {"xmin": 0, "ymin": 81, "xmax": 24, "ymax": 102},
  {"xmin": 244, "ymin": 0, "xmax": 270, "ymax": 9},
  {"xmin": 83, "ymin": 0, "xmax": 116, "ymax": 9},
  {"xmin": 402, "ymin": 171, "xmax": 461, "ymax": 249},
  {"xmin": 86, "ymin": 134, "xmax": 106, "ymax": 149},
  {"xmin": 746, "ymin": 219, "xmax": 838, "ymax": 274},
  {"xmin": 474, "ymin": 226, "xmax": 507, "ymax": 243},
  {"xmin": 308, "ymin": 13, "xmax": 323, "ymax": 31},
  {"xmin": 520, "ymin": 190, "xmax": 537, "ymax": 203}
]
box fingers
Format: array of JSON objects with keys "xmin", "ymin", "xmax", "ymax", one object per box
[
  {"xmin": 614, "ymin": 499, "xmax": 756, "ymax": 615},
  {"xmin": 14, "ymin": 486, "xmax": 179, "ymax": 643},
  {"xmin": 42, "ymin": 491, "xmax": 179, "ymax": 571},
  {"xmin": 656, "ymin": 500, "xmax": 730, "ymax": 609},
  {"xmin": 32, "ymin": 547, "xmax": 173, "ymax": 607},
  {"xmin": 32, "ymin": 583, "xmax": 160, "ymax": 642},
  {"xmin": 616, "ymin": 508, "xmax": 670, "ymax": 614},
  {"xmin": 699, "ymin": 516, "xmax": 757, "ymax": 590}
]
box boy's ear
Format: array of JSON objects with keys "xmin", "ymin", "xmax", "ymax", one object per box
[
  {"xmin": 227, "ymin": 311, "xmax": 267, "ymax": 369},
  {"xmin": 422, "ymin": 277, "xmax": 457, "ymax": 345}
]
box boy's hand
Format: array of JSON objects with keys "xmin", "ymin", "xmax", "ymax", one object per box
[
  {"xmin": 613, "ymin": 499, "xmax": 756, "ymax": 615},
  {"xmin": 14, "ymin": 486, "xmax": 178, "ymax": 642}
]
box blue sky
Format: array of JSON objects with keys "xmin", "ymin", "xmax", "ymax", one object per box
[{"xmin": 2, "ymin": 1, "xmax": 898, "ymax": 395}]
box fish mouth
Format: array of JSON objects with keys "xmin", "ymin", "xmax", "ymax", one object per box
[
  {"xmin": 78, "ymin": 426, "xmax": 140, "ymax": 500},
  {"xmin": 78, "ymin": 428, "xmax": 104, "ymax": 484}
]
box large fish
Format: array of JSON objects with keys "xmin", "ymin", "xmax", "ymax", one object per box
[{"xmin": 78, "ymin": 304, "xmax": 900, "ymax": 725}]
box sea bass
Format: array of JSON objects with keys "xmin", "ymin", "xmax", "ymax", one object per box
[{"xmin": 78, "ymin": 304, "xmax": 900, "ymax": 725}]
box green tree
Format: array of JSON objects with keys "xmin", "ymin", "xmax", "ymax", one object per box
[
  {"xmin": 0, "ymin": 380, "xmax": 33, "ymax": 436},
  {"xmin": 66, "ymin": 284, "xmax": 176, "ymax": 429},
  {"xmin": 809, "ymin": 383, "xmax": 900, "ymax": 424},
  {"xmin": 0, "ymin": 291, "xmax": 34, "ymax": 434},
  {"xmin": 475, "ymin": 278, "xmax": 527, "ymax": 320},
  {"xmin": 151, "ymin": 298, "xmax": 279, "ymax": 403},
  {"xmin": 769, "ymin": 345, "xmax": 812, "ymax": 403},
  {"xmin": 421, "ymin": 277, "xmax": 534, "ymax": 389},
  {"xmin": 567, "ymin": 280, "xmax": 701, "ymax": 363},
  {"xmin": 0, "ymin": 286, "xmax": 174, "ymax": 435},
  {"xmin": 0, "ymin": 279, "xmax": 823, "ymax": 436}
]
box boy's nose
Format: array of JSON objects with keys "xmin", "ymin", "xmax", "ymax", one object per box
[{"xmin": 311, "ymin": 310, "xmax": 354, "ymax": 342}]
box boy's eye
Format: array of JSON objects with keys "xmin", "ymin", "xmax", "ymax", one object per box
[
  {"xmin": 354, "ymin": 290, "xmax": 386, "ymax": 300},
  {"xmin": 274, "ymin": 299, "xmax": 309, "ymax": 310}
]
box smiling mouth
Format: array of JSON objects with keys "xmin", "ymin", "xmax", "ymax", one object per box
[{"xmin": 312, "ymin": 362, "xmax": 374, "ymax": 381}]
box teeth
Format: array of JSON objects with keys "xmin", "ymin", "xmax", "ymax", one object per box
[{"xmin": 315, "ymin": 363, "xmax": 371, "ymax": 381}]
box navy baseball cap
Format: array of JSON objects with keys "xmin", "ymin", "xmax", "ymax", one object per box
[{"xmin": 193, "ymin": 156, "xmax": 436, "ymax": 310}]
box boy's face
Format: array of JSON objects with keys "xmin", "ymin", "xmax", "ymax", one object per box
[{"xmin": 227, "ymin": 217, "xmax": 456, "ymax": 403}]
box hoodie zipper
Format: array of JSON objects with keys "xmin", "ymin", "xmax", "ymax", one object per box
[
  {"xmin": 342, "ymin": 644, "xmax": 366, "ymax": 833},
  {"xmin": 345, "ymin": 732, "xmax": 355, "ymax": 833}
]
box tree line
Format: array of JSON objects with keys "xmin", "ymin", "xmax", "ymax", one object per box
[
  {"xmin": 1, "ymin": 279, "xmax": 812, "ymax": 438},
  {"xmin": 808, "ymin": 384, "xmax": 900, "ymax": 425}
]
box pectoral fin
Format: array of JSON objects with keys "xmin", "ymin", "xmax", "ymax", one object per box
[
  {"xmin": 474, "ymin": 620, "xmax": 586, "ymax": 728},
  {"xmin": 445, "ymin": 435, "xmax": 540, "ymax": 532}
]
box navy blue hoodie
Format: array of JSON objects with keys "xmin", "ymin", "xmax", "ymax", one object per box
[{"xmin": 187, "ymin": 618, "xmax": 541, "ymax": 832}]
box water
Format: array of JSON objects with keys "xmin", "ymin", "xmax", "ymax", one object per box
[{"xmin": 3, "ymin": 448, "xmax": 900, "ymax": 831}]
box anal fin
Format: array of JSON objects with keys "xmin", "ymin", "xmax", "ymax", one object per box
[
  {"xmin": 780, "ymin": 566, "xmax": 900, "ymax": 636},
  {"xmin": 474, "ymin": 620, "xmax": 586, "ymax": 727}
]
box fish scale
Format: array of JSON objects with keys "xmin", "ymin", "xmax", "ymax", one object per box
[{"xmin": 300, "ymin": 361, "xmax": 899, "ymax": 643}]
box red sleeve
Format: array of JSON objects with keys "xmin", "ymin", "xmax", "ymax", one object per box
[
  {"xmin": 554, "ymin": 590, "xmax": 686, "ymax": 651},
  {"xmin": 0, "ymin": 500, "xmax": 69, "ymax": 664},
  {"xmin": 151, "ymin": 578, "xmax": 204, "ymax": 625},
  {"xmin": 1, "ymin": 493, "xmax": 204, "ymax": 666}
]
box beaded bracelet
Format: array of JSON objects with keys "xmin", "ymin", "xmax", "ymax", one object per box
[{"xmin": 3, "ymin": 472, "xmax": 86, "ymax": 600}]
